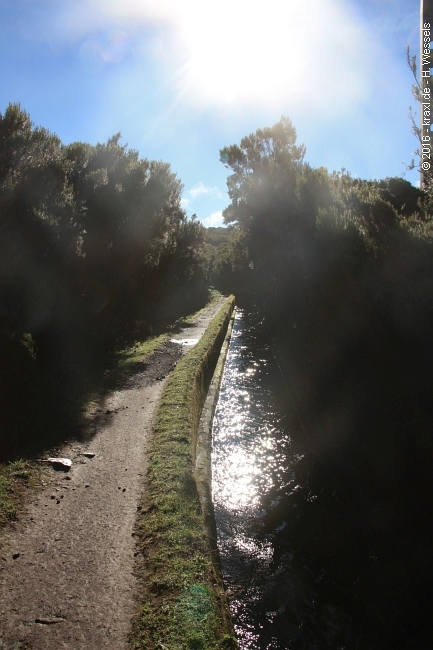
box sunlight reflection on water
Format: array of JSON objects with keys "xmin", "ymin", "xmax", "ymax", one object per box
[
  {"xmin": 212, "ymin": 312, "xmax": 289, "ymax": 510},
  {"xmin": 212, "ymin": 308, "xmax": 302, "ymax": 649},
  {"xmin": 211, "ymin": 308, "xmax": 410, "ymax": 650}
]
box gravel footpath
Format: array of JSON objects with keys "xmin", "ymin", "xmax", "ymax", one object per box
[{"xmin": 0, "ymin": 297, "xmax": 227, "ymax": 650}]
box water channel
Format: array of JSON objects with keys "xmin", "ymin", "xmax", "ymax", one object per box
[{"xmin": 211, "ymin": 309, "xmax": 421, "ymax": 650}]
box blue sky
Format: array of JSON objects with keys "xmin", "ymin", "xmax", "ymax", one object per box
[{"xmin": 0, "ymin": 0, "xmax": 421, "ymax": 227}]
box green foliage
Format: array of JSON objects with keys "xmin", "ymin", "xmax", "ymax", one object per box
[
  {"xmin": 210, "ymin": 229, "xmax": 251, "ymax": 299},
  {"xmin": 0, "ymin": 103, "xmax": 210, "ymax": 457},
  {"xmin": 220, "ymin": 117, "xmax": 306, "ymax": 245},
  {"xmin": 215, "ymin": 119, "xmax": 430, "ymax": 331},
  {"xmin": 0, "ymin": 460, "xmax": 33, "ymax": 526},
  {"xmin": 204, "ymin": 227, "xmax": 231, "ymax": 248}
]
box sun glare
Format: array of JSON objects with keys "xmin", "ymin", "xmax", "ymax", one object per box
[
  {"xmin": 50, "ymin": 0, "xmax": 372, "ymax": 113},
  {"xmin": 178, "ymin": 0, "xmax": 306, "ymax": 103},
  {"xmin": 172, "ymin": 0, "xmax": 368, "ymax": 110}
]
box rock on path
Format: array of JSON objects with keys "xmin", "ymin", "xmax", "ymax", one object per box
[{"xmin": 0, "ymin": 297, "xmax": 227, "ymax": 650}]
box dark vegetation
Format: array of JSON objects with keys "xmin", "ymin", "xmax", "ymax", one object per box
[
  {"xmin": 0, "ymin": 103, "xmax": 210, "ymax": 460},
  {"xmin": 204, "ymin": 226, "xmax": 231, "ymax": 248},
  {"xmin": 211, "ymin": 117, "xmax": 433, "ymax": 648}
]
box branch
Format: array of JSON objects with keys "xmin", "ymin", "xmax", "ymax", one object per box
[{"xmin": 406, "ymin": 46, "xmax": 422, "ymax": 100}]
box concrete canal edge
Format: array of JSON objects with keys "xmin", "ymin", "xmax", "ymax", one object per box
[
  {"xmin": 132, "ymin": 295, "xmax": 238, "ymax": 649},
  {"xmin": 192, "ymin": 297, "xmax": 237, "ymax": 645},
  {"xmin": 194, "ymin": 305, "xmax": 236, "ymax": 573}
]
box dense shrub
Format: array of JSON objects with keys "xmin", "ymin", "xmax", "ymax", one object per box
[
  {"xmin": 0, "ymin": 104, "xmax": 209, "ymax": 456},
  {"xmin": 212, "ymin": 116, "xmax": 433, "ymax": 648}
]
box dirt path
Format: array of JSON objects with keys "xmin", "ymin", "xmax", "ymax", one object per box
[{"xmin": 0, "ymin": 297, "xmax": 227, "ymax": 650}]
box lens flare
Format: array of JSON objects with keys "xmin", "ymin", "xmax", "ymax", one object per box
[{"xmin": 52, "ymin": 0, "xmax": 371, "ymax": 112}]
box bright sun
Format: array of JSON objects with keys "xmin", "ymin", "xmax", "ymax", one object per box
[
  {"xmin": 168, "ymin": 0, "xmax": 362, "ymax": 111},
  {"xmin": 178, "ymin": 0, "xmax": 308, "ymax": 104},
  {"xmin": 54, "ymin": 0, "xmax": 368, "ymax": 113}
]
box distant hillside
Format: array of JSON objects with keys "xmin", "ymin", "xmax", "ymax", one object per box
[{"xmin": 204, "ymin": 227, "xmax": 231, "ymax": 248}]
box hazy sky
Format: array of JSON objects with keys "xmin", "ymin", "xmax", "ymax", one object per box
[{"xmin": 0, "ymin": 0, "xmax": 421, "ymax": 226}]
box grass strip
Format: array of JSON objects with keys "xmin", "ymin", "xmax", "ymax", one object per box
[
  {"xmin": 131, "ymin": 295, "xmax": 237, "ymax": 650},
  {"xmin": 0, "ymin": 459, "xmax": 39, "ymax": 528}
]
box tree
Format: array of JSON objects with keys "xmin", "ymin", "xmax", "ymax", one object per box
[
  {"xmin": 220, "ymin": 116, "xmax": 305, "ymax": 228},
  {"xmin": 0, "ymin": 104, "xmax": 81, "ymax": 339},
  {"xmin": 220, "ymin": 118, "xmax": 309, "ymax": 283}
]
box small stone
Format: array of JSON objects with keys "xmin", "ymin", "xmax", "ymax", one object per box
[
  {"xmin": 12, "ymin": 553, "xmax": 20, "ymax": 560},
  {"xmin": 35, "ymin": 617, "xmax": 64, "ymax": 625},
  {"xmin": 85, "ymin": 484, "xmax": 90, "ymax": 488},
  {"xmin": 122, "ymin": 488, "xmax": 126, "ymax": 492}
]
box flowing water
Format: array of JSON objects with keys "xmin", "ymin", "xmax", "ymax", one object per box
[{"xmin": 211, "ymin": 309, "xmax": 397, "ymax": 650}]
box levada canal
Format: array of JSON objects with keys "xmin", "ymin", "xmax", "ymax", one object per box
[{"xmin": 211, "ymin": 308, "xmax": 428, "ymax": 650}]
